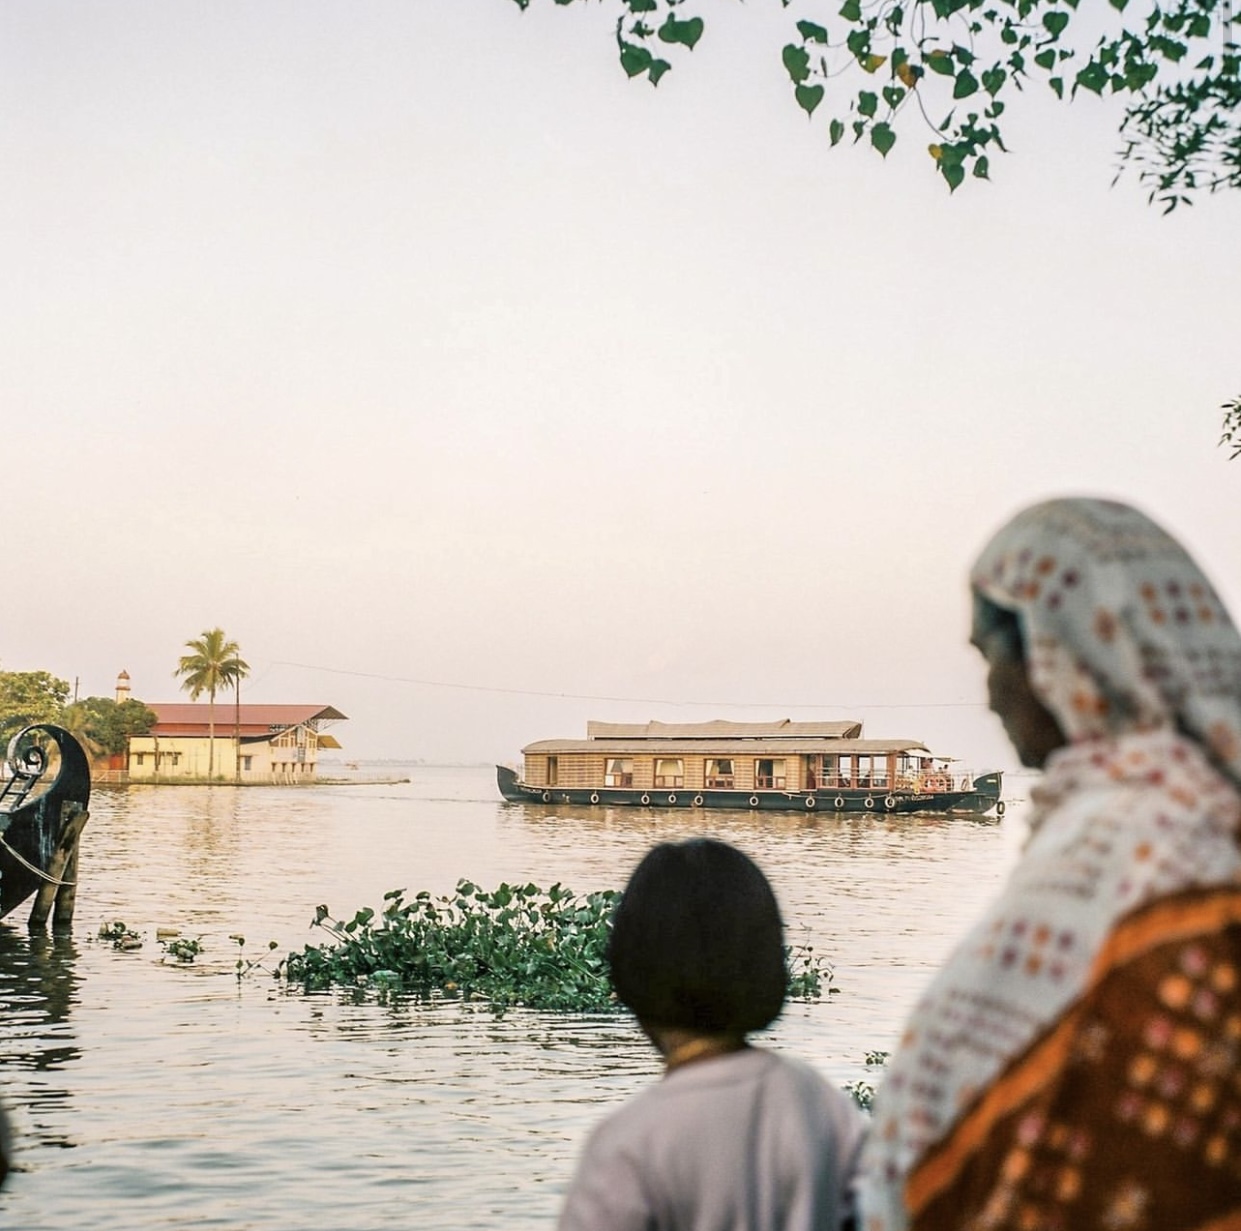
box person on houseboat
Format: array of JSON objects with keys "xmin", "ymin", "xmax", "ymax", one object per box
[
  {"xmin": 858, "ymin": 497, "xmax": 1241, "ymax": 1231},
  {"xmin": 558, "ymin": 837, "xmax": 864, "ymax": 1231}
]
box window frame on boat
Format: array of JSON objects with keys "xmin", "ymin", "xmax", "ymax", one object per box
[
  {"xmin": 604, "ymin": 757, "xmax": 634, "ymax": 787},
  {"xmin": 704, "ymin": 758, "xmax": 734, "ymax": 789},
  {"xmin": 754, "ymin": 758, "xmax": 786, "ymax": 789},
  {"xmin": 653, "ymin": 757, "xmax": 685, "ymax": 789}
]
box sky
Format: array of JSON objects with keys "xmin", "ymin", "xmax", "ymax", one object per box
[{"xmin": 3, "ymin": 1, "xmax": 1239, "ymax": 770}]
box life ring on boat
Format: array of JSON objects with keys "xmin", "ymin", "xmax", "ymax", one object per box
[
  {"xmin": 667, "ymin": 793, "xmax": 677, "ymax": 805},
  {"xmin": 589, "ymin": 792, "xmax": 600, "ymax": 804},
  {"xmin": 805, "ymin": 795, "xmax": 816, "ymax": 809},
  {"xmin": 749, "ymin": 795, "xmax": 760, "ymax": 808},
  {"xmin": 692, "ymin": 794, "xmax": 704, "ymax": 807},
  {"xmin": 996, "ymin": 800, "xmax": 1006, "ymax": 816},
  {"xmin": 865, "ymin": 796, "xmax": 875, "ymax": 809},
  {"xmin": 541, "ymin": 791, "xmax": 551, "ymax": 803},
  {"xmin": 640, "ymin": 793, "xmax": 651, "ymax": 806},
  {"xmin": 834, "ymin": 796, "xmax": 845, "ymax": 810},
  {"xmin": 884, "ymin": 795, "xmax": 896, "ymax": 810}
]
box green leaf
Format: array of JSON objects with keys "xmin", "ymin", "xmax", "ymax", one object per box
[
  {"xmin": 796, "ymin": 83, "xmax": 825, "ymax": 115},
  {"xmin": 626, "ymin": 0, "xmax": 658, "ymax": 10},
  {"xmin": 1048, "ymin": 75, "xmax": 1064, "ymax": 98},
  {"xmin": 973, "ymin": 154, "xmax": 991, "ymax": 178},
  {"xmin": 927, "ymin": 50, "xmax": 956, "ymax": 76},
  {"xmin": 871, "ymin": 121, "xmax": 897, "ymax": 156},
  {"xmin": 829, "ymin": 117, "xmax": 845, "ymax": 145},
  {"xmin": 782, "ymin": 43, "xmax": 811, "ymax": 83},
  {"xmin": 981, "ymin": 66, "xmax": 1006, "ymax": 95},
  {"xmin": 1034, "ymin": 48, "xmax": 1055, "ymax": 70},
  {"xmin": 953, "ymin": 68, "xmax": 979, "ymax": 98},
  {"xmin": 658, "ymin": 15, "xmax": 705, "ymax": 49},
  {"xmin": 619, "ymin": 43, "xmax": 652, "ymax": 78},
  {"xmin": 882, "ymin": 84, "xmax": 906, "ymax": 108},
  {"xmin": 647, "ymin": 58, "xmax": 672, "ymax": 85},
  {"xmin": 839, "ymin": 0, "xmax": 862, "ymax": 20},
  {"xmin": 1075, "ymin": 61, "xmax": 1107, "ymax": 94},
  {"xmin": 797, "ymin": 20, "xmax": 829, "ymax": 43},
  {"xmin": 857, "ymin": 90, "xmax": 878, "ymax": 117},
  {"xmin": 1043, "ymin": 10, "xmax": 1070, "ymax": 38},
  {"xmin": 942, "ymin": 161, "xmax": 966, "ymax": 191}
]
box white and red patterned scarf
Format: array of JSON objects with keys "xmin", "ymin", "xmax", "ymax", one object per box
[{"xmin": 859, "ymin": 498, "xmax": 1241, "ymax": 1231}]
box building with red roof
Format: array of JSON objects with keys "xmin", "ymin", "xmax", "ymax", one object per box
[{"xmin": 127, "ymin": 698, "xmax": 347, "ymax": 784}]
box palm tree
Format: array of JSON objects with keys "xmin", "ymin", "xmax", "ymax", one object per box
[{"xmin": 174, "ymin": 629, "xmax": 250, "ymax": 781}]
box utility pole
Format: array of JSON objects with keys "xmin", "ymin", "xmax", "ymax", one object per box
[{"xmin": 234, "ymin": 650, "xmax": 242, "ymax": 785}]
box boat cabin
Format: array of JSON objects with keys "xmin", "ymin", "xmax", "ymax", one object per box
[{"xmin": 519, "ymin": 720, "xmax": 961, "ymax": 795}]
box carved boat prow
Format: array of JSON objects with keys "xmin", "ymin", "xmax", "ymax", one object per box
[{"xmin": 0, "ymin": 725, "xmax": 91, "ymax": 921}]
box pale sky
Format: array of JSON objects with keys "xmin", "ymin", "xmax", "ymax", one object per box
[{"xmin": 4, "ymin": 1, "xmax": 1239, "ymax": 770}]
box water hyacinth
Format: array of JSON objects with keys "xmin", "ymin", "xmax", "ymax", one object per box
[{"xmin": 280, "ymin": 879, "xmax": 835, "ymax": 1013}]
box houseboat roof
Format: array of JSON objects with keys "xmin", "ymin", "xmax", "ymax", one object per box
[
  {"xmin": 583, "ymin": 719, "xmax": 864, "ymax": 741},
  {"xmin": 147, "ymin": 703, "xmax": 347, "ymax": 738},
  {"xmin": 524, "ymin": 737, "xmax": 931, "ymax": 757}
]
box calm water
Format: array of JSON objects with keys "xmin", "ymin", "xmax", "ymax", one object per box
[{"xmin": 0, "ymin": 766, "xmax": 1028, "ymax": 1229}]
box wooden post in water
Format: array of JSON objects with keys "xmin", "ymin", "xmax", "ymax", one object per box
[{"xmin": 28, "ymin": 802, "xmax": 89, "ymax": 932}]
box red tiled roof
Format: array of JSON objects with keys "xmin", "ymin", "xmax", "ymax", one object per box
[{"xmin": 147, "ymin": 703, "xmax": 345, "ymax": 738}]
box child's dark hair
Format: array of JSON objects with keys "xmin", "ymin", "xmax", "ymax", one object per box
[{"xmin": 607, "ymin": 838, "xmax": 787, "ymax": 1034}]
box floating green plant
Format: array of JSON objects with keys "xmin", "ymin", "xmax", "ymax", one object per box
[
  {"xmin": 97, "ymin": 921, "xmax": 142, "ymax": 950},
  {"xmin": 232, "ymin": 934, "xmax": 281, "ymax": 979},
  {"xmin": 279, "ymin": 879, "xmax": 835, "ymax": 1013},
  {"xmin": 843, "ymin": 1049, "xmax": 890, "ymax": 1111},
  {"xmin": 160, "ymin": 936, "xmax": 204, "ymax": 963}
]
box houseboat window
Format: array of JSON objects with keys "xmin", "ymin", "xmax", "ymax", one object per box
[
  {"xmin": 242, "ymin": 756, "xmax": 252, "ymax": 771},
  {"xmin": 654, "ymin": 758, "xmax": 684, "ymax": 788},
  {"xmin": 547, "ymin": 756, "xmax": 558, "ymax": 786},
  {"xmin": 704, "ymin": 759, "xmax": 734, "ymax": 788},
  {"xmin": 604, "ymin": 757, "xmax": 633, "ymax": 787},
  {"xmin": 755, "ymin": 758, "xmax": 786, "ymax": 789}
]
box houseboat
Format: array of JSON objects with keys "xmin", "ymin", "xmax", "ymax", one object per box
[{"xmin": 496, "ymin": 719, "xmax": 1003, "ymax": 816}]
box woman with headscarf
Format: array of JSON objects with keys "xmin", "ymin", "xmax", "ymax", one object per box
[{"xmin": 858, "ymin": 497, "xmax": 1241, "ymax": 1231}]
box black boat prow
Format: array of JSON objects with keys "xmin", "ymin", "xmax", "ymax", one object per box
[
  {"xmin": 0, "ymin": 725, "xmax": 91, "ymax": 920},
  {"xmin": 496, "ymin": 764, "xmax": 524, "ymax": 803}
]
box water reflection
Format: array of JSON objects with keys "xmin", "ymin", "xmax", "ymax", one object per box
[
  {"xmin": 0, "ymin": 930, "xmax": 83, "ymax": 1156},
  {"xmin": 0, "ymin": 768, "xmax": 1026, "ymax": 1230}
]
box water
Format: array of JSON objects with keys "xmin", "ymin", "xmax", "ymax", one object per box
[{"xmin": 0, "ymin": 766, "xmax": 1028, "ymax": 1229}]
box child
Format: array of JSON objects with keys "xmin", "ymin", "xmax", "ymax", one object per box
[{"xmin": 558, "ymin": 838, "xmax": 863, "ymax": 1231}]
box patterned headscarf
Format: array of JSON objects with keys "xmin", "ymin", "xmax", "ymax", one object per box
[
  {"xmin": 858, "ymin": 498, "xmax": 1241, "ymax": 1231},
  {"xmin": 970, "ymin": 497, "xmax": 1241, "ymax": 788}
]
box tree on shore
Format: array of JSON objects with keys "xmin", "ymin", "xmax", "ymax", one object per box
[
  {"xmin": 60, "ymin": 697, "xmax": 159, "ymax": 762},
  {"xmin": 174, "ymin": 630, "xmax": 250, "ymax": 781},
  {"xmin": 513, "ymin": 0, "xmax": 1240, "ymax": 208},
  {"xmin": 0, "ymin": 670, "xmax": 71, "ymax": 752}
]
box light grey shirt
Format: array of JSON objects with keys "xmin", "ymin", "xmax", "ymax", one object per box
[{"xmin": 558, "ymin": 1047, "xmax": 864, "ymax": 1231}]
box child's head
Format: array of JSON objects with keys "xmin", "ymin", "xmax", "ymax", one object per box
[{"xmin": 608, "ymin": 838, "xmax": 786, "ymax": 1035}]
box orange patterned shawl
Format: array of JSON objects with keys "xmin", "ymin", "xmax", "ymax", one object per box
[{"xmin": 858, "ymin": 499, "xmax": 1241, "ymax": 1231}]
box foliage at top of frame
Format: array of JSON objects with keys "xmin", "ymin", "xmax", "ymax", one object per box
[{"xmin": 510, "ymin": 0, "xmax": 1240, "ymax": 209}]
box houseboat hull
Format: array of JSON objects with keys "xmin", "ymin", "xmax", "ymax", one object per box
[
  {"xmin": 0, "ymin": 725, "xmax": 92, "ymax": 919},
  {"xmin": 497, "ymin": 765, "xmax": 1003, "ymax": 817}
]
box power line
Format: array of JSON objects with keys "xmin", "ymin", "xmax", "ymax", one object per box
[{"xmin": 269, "ymin": 659, "xmax": 988, "ymax": 711}]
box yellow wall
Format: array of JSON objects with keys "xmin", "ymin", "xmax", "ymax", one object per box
[{"xmin": 128, "ymin": 725, "xmax": 324, "ymax": 783}]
